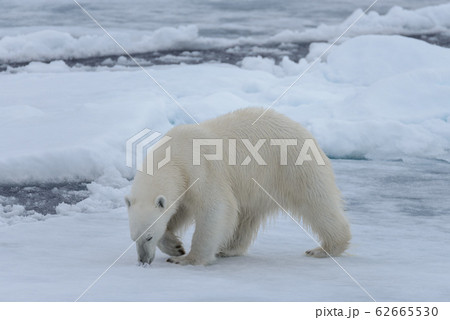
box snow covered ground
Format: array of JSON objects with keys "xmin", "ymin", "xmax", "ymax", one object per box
[
  {"xmin": 1, "ymin": 1, "xmax": 450, "ymax": 301},
  {"xmin": 1, "ymin": 159, "xmax": 449, "ymax": 301}
]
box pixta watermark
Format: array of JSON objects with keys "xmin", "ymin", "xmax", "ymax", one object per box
[
  {"xmin": 126, "ymin": 129, "xmax": 172, "ymax": 175},
  {"xmin": 126, "ymin": 130, "xmax": 325, "ymax": 175}
]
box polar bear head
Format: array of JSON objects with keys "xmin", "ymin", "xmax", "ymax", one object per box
[{"xmin": 125, "ymin": 167, "xmax": 183, "ymax": 264}]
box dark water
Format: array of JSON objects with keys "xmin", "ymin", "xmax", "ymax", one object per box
[
  {"xmin": 73, "ymin": 32, "xmax": 450, "ymax": 67},
  {"xmin": 1, "ymin": 160, "xmax": 449, "ymax": 217},
  {"xmin": 0, "ymin": 182, "xmax": 89, "ymax": 215},
  {"xmin": 3, "ymin": 33, "xmax": 449, "ymax": 72},
  {"xmin": 4, "ymin": 41, "xmax": 312, "ymax": 69},
  {"xmin": 2, "ymin": 0, "xmax": 450, "ymax": 70}
]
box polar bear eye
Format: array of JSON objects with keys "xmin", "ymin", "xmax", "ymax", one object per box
[
  {"xmin": 146, "ymin": 236, "xmax": 153, "ymax": 242},
  {"xmin": 125, "ymin": 197, "xmax": 131, "ymax": 208}
]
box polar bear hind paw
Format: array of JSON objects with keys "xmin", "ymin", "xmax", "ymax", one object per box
[
  {"xmin": 166, "ymin": 255, "xmax": 212, "ymax": 266},
  {"xmin": 305, "ymin": 247, "xmax": 330, "ymax": 258},
  {"xmin": 216, "ymin": 249, "xmax": 244, "ymax": 257}
]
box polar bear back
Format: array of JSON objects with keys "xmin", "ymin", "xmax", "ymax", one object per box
[{"xmin": 162, "ymin": 107, "xmax": 338, "ymax": 215}]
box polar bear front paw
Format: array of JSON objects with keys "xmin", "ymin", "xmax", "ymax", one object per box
[
  {"xmin": 167, "ymin": 256, "xmax": 186, "ymax": 265},
  {"xmin": 161, "ymin": 244, "xmax": 185, "ymax": 257},
  {"xmin": 158, "ymin": 232, "xmax": 185, "ymax": 256},
  {"xmin": 166, "ymin": 255, "xmax": 195, "ymax": 266},
  {"xmin": 305, "ymin": 247, "xmax": 329, "ymax": 258}
]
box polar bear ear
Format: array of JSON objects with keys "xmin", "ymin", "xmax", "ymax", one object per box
[{"xmin": 155, "ymin": 195, "xmax": 166, "ymax": 209}]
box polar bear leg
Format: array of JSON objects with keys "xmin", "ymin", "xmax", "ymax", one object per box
[
  {"xmin": 300, "ymin": 198, "xmax": 351, "ymax": 258},
  {"xmin": 167, "ymin": 203, "xmax": 238, "ymax": 265},
  {"xmin": 158, "ymin": 206, "xmax": 192, "ymax": 257},
  {"xmin": 217, "ymin": 214, "xmax": 261, "ymax": 257}
]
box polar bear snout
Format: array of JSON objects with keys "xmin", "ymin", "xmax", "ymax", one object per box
[
  {"xmin": 138, "ymin": 255, "xmax": 154, "ymax": 265},
  {"xmin": 136, "ymin": 239, "xmax": 156, "ymax": 265}
]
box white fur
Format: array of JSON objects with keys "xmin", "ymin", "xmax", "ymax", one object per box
[{"xmin": 126, "ymin": 108, "xmax": 351, "ymax": 265}]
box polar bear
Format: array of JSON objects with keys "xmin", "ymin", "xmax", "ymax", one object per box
[{"xmin": 126, "ymin": 108, "xmax": 351, "ymax": 265}]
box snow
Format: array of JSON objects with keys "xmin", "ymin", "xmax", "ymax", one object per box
[
  {"xmin": 1, "ymin": 2, "xmax": 450, "ymax": 301},
  {"xmin": 1, "ymin": 160, "xmax": 449, "ymax": 301},
  {"xmin": 0, "ymin": 204, "xmax": 45, "ymax": 226},
  {"xmin": 1, "ymin": 35, "xmax": 449, "ymax": 184},
  {"xmin": 272, "ymin": 4, "xmax": 450, "ymax": 43},
  {"xmin": 0, "ymin": 26, "xmax": 210, "ymax": 64}
]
